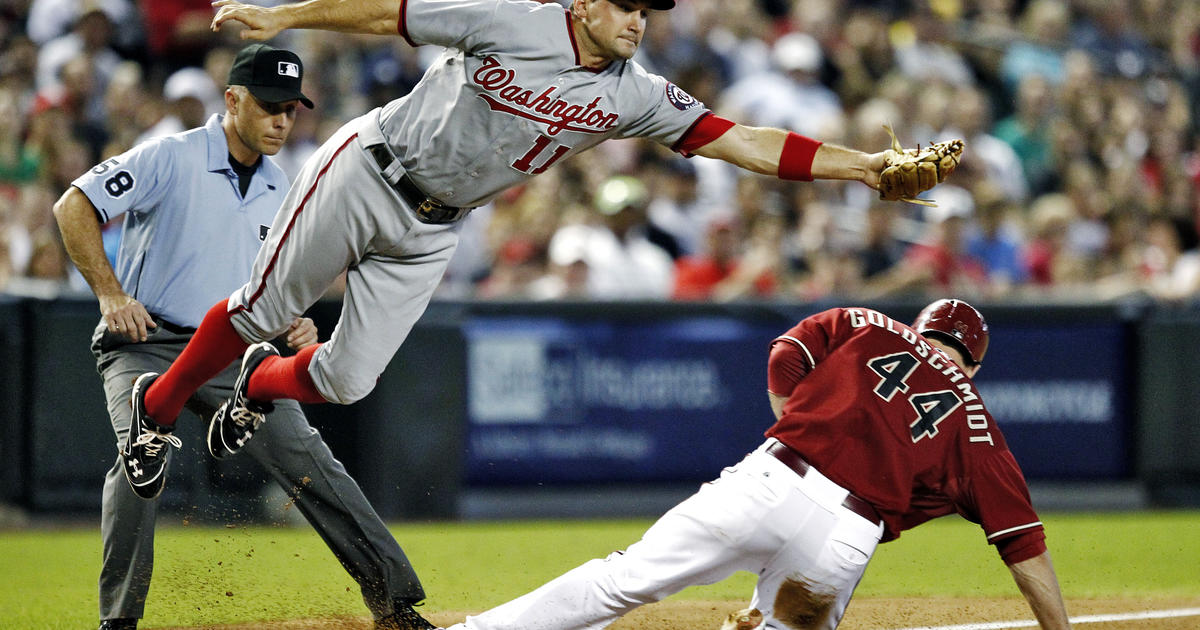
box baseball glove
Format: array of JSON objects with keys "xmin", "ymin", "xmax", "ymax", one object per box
[{"xmin": 878, "ymin": 125, "xmax": 964, "ymax": 206}]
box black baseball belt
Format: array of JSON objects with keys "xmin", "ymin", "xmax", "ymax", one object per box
[
  {"xmin": 765, "ymin": 441, "xmax": 883, "ymax": 526},
  {"xmin": 364, "ymin": 142, "xmax": 472, "ymax": 224}
]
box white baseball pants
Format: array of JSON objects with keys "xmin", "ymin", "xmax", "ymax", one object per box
[{"xmin": 449, "ymin": 439, "xmax": 884, "ymax": 630}]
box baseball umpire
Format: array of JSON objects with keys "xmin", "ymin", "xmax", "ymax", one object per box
[
  {"xmin": 54, "ymin": 44, "xmax": 429, "ymax": 630},
  {"xmin": 117, "ymin": 8, "xmax": 963, "ymax": 629},
  {"xmin": 439, "ymin": 300, "xmax": 1071, "ymax": 630}
]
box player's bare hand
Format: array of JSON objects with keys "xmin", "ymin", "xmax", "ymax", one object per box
[
  {"xmin": 99, "ymin": 294, "xmax": 156, "ymax": 342},
  {"xmin": 211, "ymin": 0, "xmax": 284, "ymax": 40},
  {"xmin": 285, "ymin": 317, "xmax": 318, "ymax": 350},
  {"xmin": 861, "ymin": 150, "xmax": 890, "ymax": 192}
]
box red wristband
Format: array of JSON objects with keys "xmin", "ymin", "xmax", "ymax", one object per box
[{"xmin": 778, "ymin": 132, "xmax": 822, "ymax": 181}]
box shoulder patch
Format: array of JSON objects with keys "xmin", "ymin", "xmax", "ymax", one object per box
[{"xmin": 665, "ymin": 82, "xmax": 700, "ymax": 111}]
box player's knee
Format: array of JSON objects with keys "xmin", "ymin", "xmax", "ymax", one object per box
[
  {"xmin": 318, "ymin": 374, "xmax": 376, "ymax": 405},
  {"xmin": 229, "ymin": 310, "xmax": 289, "ymax": 345},
  {"xmin": 771, "ymin": 578, "xmax": 837, "ymax": 629}
]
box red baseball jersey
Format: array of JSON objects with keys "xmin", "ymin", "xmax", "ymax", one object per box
[{"xmin": 764, "ymin": 307, "xmax": 1046, "ymax": 563}]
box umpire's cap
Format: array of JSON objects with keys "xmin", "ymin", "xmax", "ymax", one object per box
[
  {"xmin": 913, "ymin": 299, "xmax": 989, "ymax": 365},
  {"xmin": 228, "ymin": 43, "xmax": 314, "ymax": 109}
]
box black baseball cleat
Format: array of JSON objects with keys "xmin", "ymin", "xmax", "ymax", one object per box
[
  {"xmin": 122, "ymin": 373, "xmax": 181, "ymax": 500},
  {"xmin": 376, "ymin": 602, "xmax": 440, "ymax": 630},
  {"xmin": 98, "ymin": 618, "xmax": 138, "ymax": 629},
  {"xmin": 208, "ymin": 342, "xmax": 278, "ymax": 459}
]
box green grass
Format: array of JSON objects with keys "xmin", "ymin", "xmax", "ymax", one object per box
[{"xmin": 3, "ymin": 511, "xmax": 1198, "ymax": 629}]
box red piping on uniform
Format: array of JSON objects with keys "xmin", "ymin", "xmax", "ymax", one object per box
[
  {"xmin": 233, "ymin": 133, "xmax": 359, "ymax": 314},
  {"xmin": 563, "ymin": 9, "xmax": 580, "ymax": 67},
  {"xmin": 672, "ymin": 110, "xmax": 720, "ymax": 155},
  {"xmin": 398, "ymin": 0, "xmax": 417, "ymax": 47}
]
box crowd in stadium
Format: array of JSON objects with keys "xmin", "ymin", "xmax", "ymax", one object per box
[{"xmin": 3, "ymin": 0, "xmax": 1200, "ymax": 303}]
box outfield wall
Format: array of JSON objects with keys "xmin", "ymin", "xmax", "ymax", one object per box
[{"xmin": 1, "ymin": 296, "xmax": 1196, "ymax": 520}]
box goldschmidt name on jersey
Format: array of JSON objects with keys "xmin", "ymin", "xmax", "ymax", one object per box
[{"xmin": 846, "ymin": 307, "xmax": 995, "ymax": 446}]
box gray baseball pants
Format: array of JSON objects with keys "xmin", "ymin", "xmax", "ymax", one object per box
[
  {"xmin": 93, "ymin": 321, "xmax": 424, "ymax": 622},
  {"xmin": 228, "ymin": 109, "xmax": 463, "ymax": 405}
]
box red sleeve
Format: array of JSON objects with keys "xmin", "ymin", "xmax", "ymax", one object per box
[
  {"xmin": 673, "ymin": 112, "xmax": 735, "ymax": 156},
  {"xmin": 766, "ymin": 308, "xmax": 845, "ymax": 395},
  {"xmin": 959, "ymin": 449, "xmax": 1047, "ymax": 564},
  {"xmin": 767, "ymin": 340, "xmax": 811, "ymax": 396},
  {"xmin": 994, "ymin": 529, "xmax": 1048, "ymax": 565}
]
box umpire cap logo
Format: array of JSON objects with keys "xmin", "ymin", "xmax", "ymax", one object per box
[{"xmin": 278, "ymin": 61, "xmax": 300, "ymax": 78}]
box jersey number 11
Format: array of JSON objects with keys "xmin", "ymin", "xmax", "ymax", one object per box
[{"xmin": 511, "ymin": 135, "xmax": 571, "ymax": 174}]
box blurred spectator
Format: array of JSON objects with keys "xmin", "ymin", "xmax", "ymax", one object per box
[
  {"xmin": 861, "ymin": 186, "xmax": 988, "ymax": 299},
  {"xmin": 1022, "ymin": 193, "xmax": 1087, "ymax": 288},
  {"xmin": 993, "ymin": 74, "xmax": 1057, "ymax": 195},
  {"xmin": 892, "ymin": 7, "xmax": 975, "ymax": 86},
  {"xmin": 645, "ymin": 158, "xmax": 720, "ymax": 259},
  {"xmin": 0, "ymin": 233, "xmax": 11, "ymax": 291},
  {"xmin": 999, "ymin": 0, "xmax": 1070, "ymax": 92},
  {"xmin": 31, "ymin": 54, "xmax": 109, "ymax": 163},
  {"xmin": 25, "ymin": 0, "xmax": 140, "ymax": 53},
  {"xmin": 855, "ymin": 201, "xmax": 906, "ymax": 281},
  {"xmin": 1141, "ymin": 215, "xmax": 1200, "ymax": 302},
  {"xmin": 6, "ymin": 0, "xmax": 1200, "ymax": 304},
  {"xmin": 546, "ymin": 176, "xmax": 675, "ymax": 299},
  {"xmin": 0, "ymin": 86, "xmax": 38, "ymax": 186},
  {"xmin": 672, "ymin": 218, "xmax": 776, "ymax": 301},
  {"xmin": 828, "ymin": 8, "xmax": 895, "ymax": 109},
  {"xmin": 720, "ymin": 31, "xmax": 843, "ymax": 138},
  {"xmin": 636, "ymin": 1, "xmax": 729, "ymax": 85},
  {"xmin": 98, "ymin": 60, "xmax": 150, "ymax": 155},
  {"xmin": 134, "ymin": 65, "xmax": 218, "ymax": 142},
  {"xmin": 1070, "ymin": 0, "xmax": 1160, "ymax": 79},
  {"xmin": 35, "ymin": 6, "xmax": 121, "ymax": 111},
  {"xmin": 695, "ymin": 0, "xmax": 774, "ymax": 83},
  {"xmin": 1061, "ymin": 161, "xmax": 1112, "ymax": 268},
  {"xmin": 966, "ymin": 183, "xmax": 1027, "ymax": 295},
  {"xmin": 356, "ymin": 39, "xmax": 426, "ymax": 105},
  {"xmin": 140, "ymin": 0, "xmax": 218, "ymax": 72},
  {"xmin": 945, "ymin": 84, "xmax": 1029, "ymax": 201}
]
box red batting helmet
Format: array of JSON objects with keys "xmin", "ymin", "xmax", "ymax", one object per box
[{"xmin": 912, "ymin": 299, "xmax": 989, "ymax": 365}]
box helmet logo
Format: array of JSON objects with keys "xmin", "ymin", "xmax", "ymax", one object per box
[{"xmin": 954, "ymin": 321, "xmax": 969, "ymax": 338}]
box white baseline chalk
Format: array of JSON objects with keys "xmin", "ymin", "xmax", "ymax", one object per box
[{"xmin": 891, "ymin": 607, "xmax": 1200, "ymax": 630}]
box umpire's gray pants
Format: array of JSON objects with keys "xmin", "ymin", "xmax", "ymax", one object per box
[{"xmin": 93, "ymin": 321, "xmax": 424, "ymax": 622}]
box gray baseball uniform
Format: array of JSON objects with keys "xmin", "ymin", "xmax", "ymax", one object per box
[
  {"xmin": 227, "ymin": 0, "xmax": 709, "ymax": 403},
  {"xmin": 72, "ymin": 115, "xmax": 424, "ymax": 622}
]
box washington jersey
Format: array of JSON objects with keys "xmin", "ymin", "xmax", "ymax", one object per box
[{"xmin": 383, "ymin": 0, "xmax": 710, "ymax": 207}]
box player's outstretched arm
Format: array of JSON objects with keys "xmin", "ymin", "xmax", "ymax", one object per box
[
  {"xmin": 689, "ymin": 123, "xmax": 886, "ymax": 190},
  {"xmin": 53, "ymin": 187, "xmax": 156, "ymax": 342},
  {"xmin": 212, "ymin": 0, "xmax": 403, "ymax": 39},
  {"xmin": 1007, "ymin": 551, "xmax": 1072, "ymax": 629}
]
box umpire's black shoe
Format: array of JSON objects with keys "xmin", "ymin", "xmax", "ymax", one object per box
[
  {"xmin": 208, "ymin": 342, "xmax": 277, "ymax": 459},
  {"xmin": 121, "ymin": 373, "xmax": 181, "ymax": 500},
  {"xmin": 376, "ymin": 602, "xmax": 440, "ymax": 630},
  {"xmin": 98, "ymin": 618, "xmax": 138, "ymax": 630}
]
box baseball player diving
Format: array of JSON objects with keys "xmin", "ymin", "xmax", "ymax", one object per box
[
  {"xmin": 114, "ymin": 3, "xmax": 962, "ymax": 628},
  {"xmin": 439, "ymin": 300, "xmax": 1072, "ymax": 630},
  {"xmin": 54, "ymin": 44, "xmax": 430, "ymax": 630}
]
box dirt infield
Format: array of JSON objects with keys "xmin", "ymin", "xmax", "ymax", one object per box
[{"xmin": 160, "ymin": 596, "xmax": 1200, "ymax": 629}]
